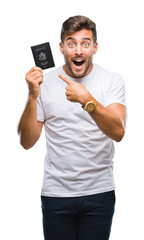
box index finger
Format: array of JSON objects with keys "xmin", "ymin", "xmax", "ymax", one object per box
[{"xmin": 58, "ymin": 74, "xmax": 72, "ymax": 85}]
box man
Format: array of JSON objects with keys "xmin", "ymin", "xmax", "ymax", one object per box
[{"xmin": 18, "ymin": 15, "xmax": 126, "ymax": 240}]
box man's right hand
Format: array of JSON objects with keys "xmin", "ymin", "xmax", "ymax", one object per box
[{"xmin": 25, "ymin": 67, "xmax": 43, "ymax": 99}]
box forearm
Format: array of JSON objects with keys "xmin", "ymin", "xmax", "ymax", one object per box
[
  {"xmin": 18, "ymin": 96, "xmax": 40, "ymax": 149},
  {"xmin": 89, "ymin": 100, "xmax": 125, "ymax": 142}
]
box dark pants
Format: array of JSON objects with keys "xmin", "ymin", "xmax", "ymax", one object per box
[{"xmin": 41, "ymin": 191, "xmax": 115, "ymax": 240}]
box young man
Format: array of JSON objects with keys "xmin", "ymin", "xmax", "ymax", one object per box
[{"xmin": 18, "ymin": 15, "xmax": 126, "ymax": 240}]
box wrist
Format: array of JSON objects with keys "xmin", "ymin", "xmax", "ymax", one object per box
[
  {"xmin": 82, "ymin": 99, "xmax": 97, "ymax": 112},
  {"xmin": 80, "ymin": 92, "xmax": 95, "ymax": 107},
  {"xmin": 28, "ymin": 93, "xmax": 38, "ymax": 101}
]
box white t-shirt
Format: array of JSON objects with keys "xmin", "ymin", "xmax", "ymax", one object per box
[{"xmin": 37, "ymin": 64, "xmax": 126, "ymax": 197}]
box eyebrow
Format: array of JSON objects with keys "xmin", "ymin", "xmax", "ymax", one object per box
[
  {"xmin": 66, "ymin": 37, "xmax": 92, "ymax": 42},
  {"xmin": 66, "ymin": 37, "xmax": 74, "ymax": 41}
]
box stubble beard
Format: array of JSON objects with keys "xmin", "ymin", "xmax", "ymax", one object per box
[{"xmin": 63, "ymin": 54, "xmax": 93, "ymax": 78}]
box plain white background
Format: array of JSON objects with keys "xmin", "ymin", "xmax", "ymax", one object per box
[{"xmin": 1, "ymin": 0, "xmax": 144, "ymax": 239}]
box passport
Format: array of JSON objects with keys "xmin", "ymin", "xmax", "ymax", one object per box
[{"xmin": 31, "ymin": 42, "xmax": 55, "ymax": 70}]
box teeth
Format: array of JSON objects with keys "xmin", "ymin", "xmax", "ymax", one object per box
[{"xmin": 76, "ymin": 60, "xmax": 83, "ymax": 62}]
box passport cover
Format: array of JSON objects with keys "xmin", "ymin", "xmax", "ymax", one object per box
[{"xmin": 31, "ymin": 42, "xmax": 55, "ymax": 70}]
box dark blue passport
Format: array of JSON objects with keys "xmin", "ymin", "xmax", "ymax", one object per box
[{"xmin": 31, "ymin": 42, "xmax": 55, "ymax": 70}]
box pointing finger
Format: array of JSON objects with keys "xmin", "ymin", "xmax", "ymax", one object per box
[{"xmin": 58, "ymin": 74, "xmax": 72, "ymax": 85}]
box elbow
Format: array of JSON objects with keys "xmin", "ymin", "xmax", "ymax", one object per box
[
  {"xmin": 20, "ymin": 139, "xmax": 32, "ymax": 150},
  {"xmin": 22, "ymin": 144, "xmax": 32, "ymax": 150},
  {"xmin": 19, "ymin": 135, "xmax": 34, "ymax": 150},
  {"xmin": 18, "ymin": 128, "xmax": 38, "ymax": 150},
  {"xmin": 115, "ymin": 136, "xmax": 123, "ymax": 143},
  {"xmin": 18, "ymin": 132, "xmax": 31, "ymax": 150},
  {"xmin": 114, "ymin": 128, "xmax": 125, "ymax": 142},
  {"xmin": 18, "ymin": 130, "xmax": 38, "ymax": 150}
]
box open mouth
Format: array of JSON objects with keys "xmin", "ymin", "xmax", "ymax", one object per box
[{"xmin": 73, "ymin": 59, "xmax": 85, "ymax": 67}]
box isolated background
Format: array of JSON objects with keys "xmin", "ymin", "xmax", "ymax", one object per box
[{"xmin": 1, "ymin": 0, "xmax": 144, "ymax": 239}]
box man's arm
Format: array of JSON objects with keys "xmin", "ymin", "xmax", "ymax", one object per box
[
  {"xmin": 18, "ymin": 67, "xmax": 43, "ymax": 149},
  {"xmin": 58, "ymin": 74, "xmax": 126, "ymax": 142},
  {"xmin": 89, "ymin": 102, "xmax": 126, "ymax": 142}
]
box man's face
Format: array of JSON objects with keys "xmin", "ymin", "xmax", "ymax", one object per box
[{"xmin": 60, "ymin": 29, "xmax": 98, "ymax": 78}]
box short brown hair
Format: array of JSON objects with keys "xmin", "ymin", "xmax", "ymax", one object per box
[{"xmin": 60, "ymin": 15, "xmax": 97, "ymax": 43}]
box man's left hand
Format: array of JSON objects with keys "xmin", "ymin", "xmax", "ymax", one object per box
[{"xmin": 58, "ymin": 74, "xmax": 92, "ymax": 105}]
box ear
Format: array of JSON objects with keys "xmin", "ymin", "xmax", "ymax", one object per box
[
  {"xmin": 59, "ymin": 41, "xmax": 64, "ymax": 54},
  {"xmin": 93, "ymin": 42, "xmax": 98, "ymax": 55}
]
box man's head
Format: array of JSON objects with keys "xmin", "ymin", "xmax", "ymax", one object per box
[{"xmin": 60, "ymin": 15, "xmax": 98, "ymax": 78}]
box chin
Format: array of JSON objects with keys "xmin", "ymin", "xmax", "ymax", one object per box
[
  {"xmin": 72, "ymin": 67, "xmax": 90, "ymax": 78},
  {"xmin": 73, "ymin": 72, "xmax": 85, "ymax": 78}
]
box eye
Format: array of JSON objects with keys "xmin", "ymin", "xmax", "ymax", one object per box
[
  {"xmin": 69, "ymin": 42, "xmax": 75, "ymax": 47},
  {"xmin": 83, "ymin": 42, "xmax": 89, "ymax": 47}
]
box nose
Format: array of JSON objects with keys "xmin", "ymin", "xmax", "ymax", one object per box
[{"xmin": 75, "ymin": 44, "xmax": 83, "ymax": 55}]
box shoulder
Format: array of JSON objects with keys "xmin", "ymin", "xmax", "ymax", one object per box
[{"xmin": 93, "ymin": 64, "xmax": 124, "ymax": 87}]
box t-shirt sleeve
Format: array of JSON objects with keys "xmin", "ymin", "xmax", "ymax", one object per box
[
  {"xmin": 105, "ymin": 74, "xmax": 126, "ymax": 107},
  {"xmin": 37, "ymin": 94, "xmax": 45, "ymax": 122}
]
